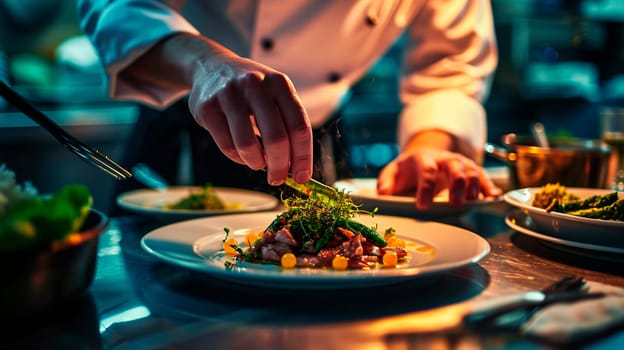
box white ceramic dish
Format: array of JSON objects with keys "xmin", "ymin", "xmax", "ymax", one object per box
[
  {"xmin": 117, "ymin": 187, "xmax": 279, "ymax": 222},
  {"xmin": 140, "ymin": 211, "xmax": 490, "ymax": 290},
  {"xmin": 505, "ymin": 209, "xmax": 624, "ymax": 255},
  {"xmin": 503, "ymin": 187, "xmax": 624, "ymax": 243},
  {"xmin": 333, "ymin": 178, "xmax": 501, "ymax": 218}
]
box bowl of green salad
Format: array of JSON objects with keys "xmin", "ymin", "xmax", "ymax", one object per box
[{"xmin": 0, "ymin": 165, "xmax": 108, "ymax": 317}]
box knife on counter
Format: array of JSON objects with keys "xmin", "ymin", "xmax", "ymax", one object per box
[
  {"xmin": 384, "ymin": 279, "xmax": 607, "ymax": 339},
  {"xmin": 462, "ymin": 276, "xmax": 606, "ymax": 329}
]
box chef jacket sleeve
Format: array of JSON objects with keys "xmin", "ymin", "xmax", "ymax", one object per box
[
  {"xmin": 397, "ymin": 0, "xmax": 498, "ymax": 159},
  {"xmin": 78, "ymin": 0, "xmax": 199, "ymax": 108}
]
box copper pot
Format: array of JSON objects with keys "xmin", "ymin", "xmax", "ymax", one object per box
[
  {"xmin": 0, "ymin": 209, "xmax": 109, "ymax": 317},
  {"xmin": 485, "ymin": 133, "xmax": 613, "ymax": 189}
]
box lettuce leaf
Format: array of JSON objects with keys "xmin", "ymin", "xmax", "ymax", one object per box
[{"xmin": 0, "ymin": 184, "xmax": 93, "ymax": 250}]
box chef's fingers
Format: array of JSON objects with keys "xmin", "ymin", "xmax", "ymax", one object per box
[
  {"xmin": 189, "ymin": 89, "xmax": 248, "ymax": 165},
  {"xmin": 377, "ymin": 149, "xmax": 486, "ymax": 210},
  {"xmin": 376, "ymin": 152, "xmax": 440, "ymax": 210},
  {"xmin": 264, "ymin": 73, "xmax": 313, "ymax": 184},
  {"xmin": 376, "ymin": 156, "xmax": 413, "ymax": 195},
  {"xmin": 463, "ymin": 163, "xmax": 482, "ymax": 201},
  {"xmin": 244, "ymin": 72, "xmax": 293, "ymax": 185},
  {"xmin": 218, "ymin": 79, "xmax": 267, "ymax": 169},
  {"xmin": 414, "ymin": 153, "xmax": 439, "ymax": 210},
  {"xmin": 478, "ymin": 167, "xmax": 503, "ymax": 198},
  {"xmin": 439, "ymin": 156, "xmax": 468, "ymax": 206}
]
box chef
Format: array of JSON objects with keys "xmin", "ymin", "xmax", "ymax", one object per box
[{"xmin": 78, "ymin": 0, "xmax": 502, "ymax": 211}]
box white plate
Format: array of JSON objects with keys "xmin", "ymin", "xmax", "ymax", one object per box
[
  {"xmin": 333, "ymin": 178, "xmax": 501, "ymax": 218},
  {"xmin": 117, "ymin": 187, "xmax": 279, "ymax": 222},
  {"xmin": 503, "ymin": 187, "xmax": 624, "ymax": 244},
  {"xmin": 505, "ymin": 209, "xmax": 624, "ymax": 257},
  {"xmin": 140, "ymin": 211, "xmax": 490, "ymax": 290}
]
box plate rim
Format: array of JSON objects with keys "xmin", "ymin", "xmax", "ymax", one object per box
[
  {"xmin": 333, "ymin": 178, "xmax": 502, "ymax": 219},
  {"xmin": 116, "ymin": 186, "xmax": 280, "ymax": 217},
  {"xmin": 505, "ymin": 209, "xmax": 624, "ymax": 254},
  {"xmin": 334, "ymin": 178, "xmax": 500, "ymax": 205},
  {"xmin": 140, "ymin": 211, "xmax": 491, "ymax": 289}
]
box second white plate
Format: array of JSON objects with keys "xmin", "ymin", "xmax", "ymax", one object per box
[
  {"xmin": 117, "ymin": 187, "xmax": 279, "ymax": 222},
  {"xmin": 505, "ymin": 209, "xmax": 624, "ymax": 256},
  {"xmin": 333, "ymin": 178, "xmax": 501, "ymax": 218}
]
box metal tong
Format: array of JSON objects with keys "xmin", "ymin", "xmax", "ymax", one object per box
[{"xmin": 0, "ymin": 80, "xmax": 132, "ymax": 180}]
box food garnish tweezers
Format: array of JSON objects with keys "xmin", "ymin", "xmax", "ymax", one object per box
[
  {"xmin": 0, "ymin": 80, "xmax": 132, "ymax": 180},
  {"xmin": 261, "ymin": 168, "xmax": 340, "ymax": 201},
  {"xmin": 284, "ymin": 175, "xmax": 340, "ymax": 201}
]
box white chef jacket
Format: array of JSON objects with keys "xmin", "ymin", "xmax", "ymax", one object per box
[{"xmin": 78, "ymin": 0, "xmax": 497, "ymax": 154}]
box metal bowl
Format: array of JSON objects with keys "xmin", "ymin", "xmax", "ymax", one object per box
[
  {"xmin": 485, "ymin": 133, "xmax": 614, "ymax": 189},
  {"xmin": 0, "ymin": 209, "xmax": 109, "ymax": 317}
]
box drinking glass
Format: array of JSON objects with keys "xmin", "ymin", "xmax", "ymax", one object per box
[{"xmin": 601, "ymin": 108, "xmax": 624, "ymax": 191}]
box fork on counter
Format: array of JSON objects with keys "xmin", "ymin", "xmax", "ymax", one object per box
[
  {"xmin": 463, "ymin": 275, "xmax": 604, "ymax": 332},
  {"xmin": 0, "ymin": 80, "xmax": 132, "ymax": 180}
]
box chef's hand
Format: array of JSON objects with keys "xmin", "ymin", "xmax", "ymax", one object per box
[
  {"xmin": 121, "ymin": 33, "xmax": 313, "ymax": 186},
  {"xmin": 187, "ymin": 39, "xmax": 313, "ymax": 186},
  {"xmin": 376, "ymin": 131, "xmax": 502, "ymax": 210}
]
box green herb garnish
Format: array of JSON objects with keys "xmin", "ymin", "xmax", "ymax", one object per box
[
  {"xmin": 254, "ymin": 188, "xmax": 383, "ymax": 257},
  {"xmin": 167, "ymin": 183, "xmax": 225, "ymax": 210},
  {"xmin": 280, "ymin": 189, "xmax": 361, "ymax": 247}
]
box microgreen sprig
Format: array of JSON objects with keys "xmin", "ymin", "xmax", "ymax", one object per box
[{"xmin": 278, "ymin": 188, "xmax": 377, "ymax": 251}]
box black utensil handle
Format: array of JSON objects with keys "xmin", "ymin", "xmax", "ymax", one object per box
[{"xmin": 0, "ymin": 80, "xmax": 70, "ymax": 141}]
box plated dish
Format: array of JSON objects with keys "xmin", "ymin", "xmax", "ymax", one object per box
[
  {"xmin": 503, "ymin": 187, "xmax": 624, "ymax": 239},
  {"xmin": 117, "ymin": 187, "xmax": 279, "ymax": 222},
  {"xmin": 505, "ymin": 209, "xmax": 624, "ymax": 257},
  {"xmin": 140, "ymin": 211, "xmax": 490, "ymax": 289},
  {"xmin": 333, "ymin": 178, "xmax": 501, "ymax": 218}
]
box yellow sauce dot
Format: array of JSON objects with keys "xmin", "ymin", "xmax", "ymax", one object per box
[
  {"xmin": 383, "ymin": 251, "xmax": 398, "ymax": 267},
  {"xmin": 281, "ymin": 253, "xmax": 297, "ymax": 269},
  {"xmin": 385, "ymin": 236, "xmax": 394, "ymax": 246},
  {"xmin": 389, "ymin": 237, "xmax": 406, "ymax": 248},
  {"xmin": 223, "ymin": 238, "xmax": 239, "ymax": 256},
  {"xmin": 416, "ymin": 245, "xmax": 433, "ymax": 253},
  {"xmin": 245, "ymin": 232, "xmax": 260, "ymax": 247},
  {"xmin": 332, "ymin": 255, "xmax": 349, "ymax": 270}
]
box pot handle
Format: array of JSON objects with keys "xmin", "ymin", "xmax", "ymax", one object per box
[{"xmin": 484, "ymin": 142, "xmax": 516, "ymax": 165}]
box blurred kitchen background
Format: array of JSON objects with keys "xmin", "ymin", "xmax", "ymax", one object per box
[{"xmin": 1, "ymin": 0, "xmax": 623, "ymax": 215}]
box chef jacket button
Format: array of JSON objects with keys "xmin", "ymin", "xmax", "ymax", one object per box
[
  {"xmin": 260, "ymin": 37, "xmax": 274, "ymax": 51},
  {"xmin": 327, "ymin": 72, "xmax": 341, "ymax": 83}
]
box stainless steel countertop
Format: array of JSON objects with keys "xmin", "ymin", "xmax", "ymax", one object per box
[{"xmin": 5, "ymin": 201, "xmax": 624, "ymax": 349}]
